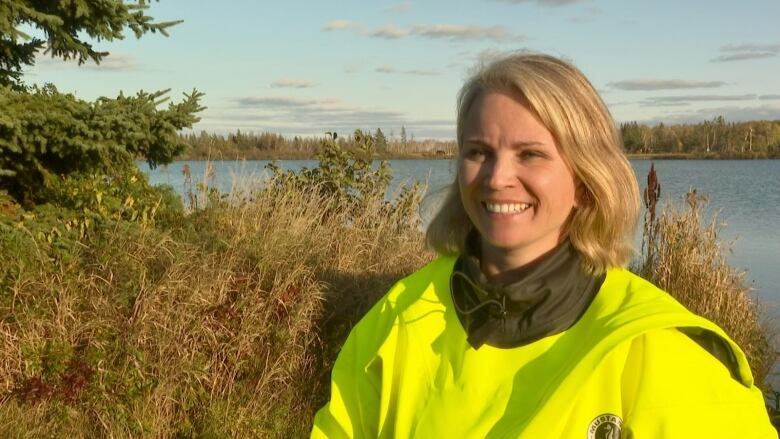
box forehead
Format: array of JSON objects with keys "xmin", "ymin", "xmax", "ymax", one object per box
[{"xmin": 462, "ymin": 90, "xmax": 552, "ymax": 142}]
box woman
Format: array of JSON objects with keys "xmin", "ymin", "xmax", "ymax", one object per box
[{"xmin": 311, "ymin": 53, "xmax": 776, "ymax": 438}]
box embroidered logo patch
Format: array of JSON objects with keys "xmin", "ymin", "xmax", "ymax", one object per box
[{"xmin": 587, "ymin": 413, "xmax": 622, "ymax": 439}]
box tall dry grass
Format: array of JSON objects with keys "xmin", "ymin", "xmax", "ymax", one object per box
[
  {"xmin": 1, "ymin": 160, "xmax": 776, "ymax": 437},
  {"xmin": 634, "ymin": 165, "xmax": 775, "ymax": 388},
  {"xmin": 0, "ymin": 177, "xmax": 431, "ymax": 437}
]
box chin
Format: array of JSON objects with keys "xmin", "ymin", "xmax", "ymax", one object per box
[{"xmin": 484, "ymin": 235, "xmax": 531, "ymax": 250}]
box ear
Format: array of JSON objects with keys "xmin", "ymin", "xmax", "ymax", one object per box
[{"xmin": 574, "ymin": 180, "xmax": 589, "ymax": 209}]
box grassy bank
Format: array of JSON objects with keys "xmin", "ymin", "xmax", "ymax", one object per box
[
  {"xmin": 0, "ymin": 152, "xmax": 776, "ymax": 436},
  {"xmin": 0, "ymin": 140, "xmax": 431, "ymax": 437}
]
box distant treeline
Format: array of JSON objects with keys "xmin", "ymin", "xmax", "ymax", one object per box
[
  {"xmin": 179, "ymin": 117, "xmax": 780, "ymax": 160},
  {"xmin": 179, "ymin": 128, "xmax": 457, "ymax": 160},
  {"xmin": 621, "ymin": 117, "xmax": 780, "ymax": 158}
]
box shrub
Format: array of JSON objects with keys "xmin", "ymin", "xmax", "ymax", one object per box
[
  {"xmin": 265, "ymin": 129, "xmax": 423, "ymax": 231},
  {"xmin": 0, "ymin": 84, "xmax": 203, "ymax": 205}
]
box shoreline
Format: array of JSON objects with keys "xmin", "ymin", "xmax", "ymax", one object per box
[{"xmin": 171, "ymin": 152, "xmax": 780, "ymax": 161}]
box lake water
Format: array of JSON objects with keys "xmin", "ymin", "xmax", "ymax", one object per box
[{"xmin": 139, "ymin": 159, "xmax": 780, "ymax": 305}]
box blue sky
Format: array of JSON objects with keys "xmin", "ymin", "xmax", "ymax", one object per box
[{"xmin": 27, "ymin": 0, "xmax": 780, "ymax": 139}]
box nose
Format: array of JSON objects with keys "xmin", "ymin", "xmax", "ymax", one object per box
[{"xmin": 485, "ymin": 154, "xmax": 517, "ymax": 190}]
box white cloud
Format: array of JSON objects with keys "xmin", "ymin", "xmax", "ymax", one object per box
[
  {"xmin": 208, "ymin": 94, "xmax": 455, "ymax": 138},
  {"xmin": 643, "ymin": 104, "xmax": 780, "ymax": 124},
  {"xmin": 711, "ymin": 52, "xmax": 777, "ymax": 62},
  {"xmin": 270, "ymin": 79, "xmax": 317, "ymax": 89},
  {"xmin": 323, "ymin": 20, "xmax": 357, "ymax": 31},
  {"xmin": 404, "ymin": 69, "xmax": 440, "ymax": 76},
  {"xmin": 494, "ymin": 0, "xmax": 583, "ymax": 7},
  {"xmin": 385, "ymin": 1, "xmax": 411, "ymax": 14},
  {"xmin": 721, "ymin": 43, "xmax": 780, "ymax": 52},
  {"xmin": 323, "ymin": 20, "xmax": 525, "ymax": 43},
  {"xmin": 608, "ymin": 79, "xmax": 727, "ymax": 91},
  {"xmin": 235, "ymin": 96, "xmax": 341, "ymax": 109},
  {"xmin": 374, "ymin": 66, "xmax": 441, "ymax": 76},
  {"xmin": 369, "ymin": 24, "xmax": 410, "ymax": 39},
  {"xmin": 89, "ymin": 54, "xmax": 138, "ymax": 71},
  {"xmin": 711, "ymin": 43, "xmax": 780, "ymax": 62},
  {"xmin": 568, "ymin": 6, "xmax": 604, "ymax": 23},
  {"xmin": 640, "ymin": 94, "xmax": 757, "ymax": 106},
  {"xmin": 35, "ymin": 52, "xmax": 138, "ymax": 71},
  {"xmin": 411, "ymin": 24, "xmax": 524, "ymax": 43},
  {"xmin": 759, "ymin": 94, "xmax": 780, "ymax": 100}
]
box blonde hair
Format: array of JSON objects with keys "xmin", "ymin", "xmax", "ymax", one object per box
[{"xmin": 426, "ymin": 53, "xmax": 640, "ymax": 273}]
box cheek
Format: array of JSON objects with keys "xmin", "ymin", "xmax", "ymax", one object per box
[
  {"xmin": 555, "ymin": 176, "xmax": 579, "ymax": 207},
  {"xmin": 457, "ymin": 162, "xmax": 478, "ymax": 190},
  {"xmin": 537, "ymin": 171, "xmax": 577, "ymax": 206},
  {"xmin": 457, "ymin": 174, "xmax": 473, "ymax": 214}
]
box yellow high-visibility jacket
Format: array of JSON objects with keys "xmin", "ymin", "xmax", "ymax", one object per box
[{"xmin": 312, "ymin": 256, "xmax": 776, "ymax": 438}]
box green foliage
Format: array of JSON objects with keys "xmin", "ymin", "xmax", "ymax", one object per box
[
  {"xmin": 266, "ymin": 129, "xmax": 422, "ymax": 228},
  {"xmin": 374, "ymin": 127, "xmax": 388, "ymax": 152},
  {"xmin": 266, "ymin": 129, "xmax": 389, "ymax": 201},
  {"xmin": 0, "ymin": 0, "xmax": 179, "ymax": 88},
  {"xmin": 0, "ymin": 172, "xmax": 182, "ymax": 290},
  {"xmin": 40, "ymin": 169, "xmax": 183, "ymax": 227},
  {"xmin": 0, "ymin": 84, "xmax": 203, "ymax": 204}
]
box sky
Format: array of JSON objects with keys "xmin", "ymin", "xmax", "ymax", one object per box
[{"xmin": 26, "ymin": 0, "xmax": 780, "ymax": 140}]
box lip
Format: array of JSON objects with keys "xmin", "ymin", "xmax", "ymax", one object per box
[{"xmin": 482, "ymin": 199, "xmax": 533, "ymax": 204}]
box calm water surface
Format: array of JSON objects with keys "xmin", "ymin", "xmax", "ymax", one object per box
[{"xmin": 140, "ymin": 159, "xmax": 780, "ymax": 305}]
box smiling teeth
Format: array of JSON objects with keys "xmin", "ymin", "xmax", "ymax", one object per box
[{"xmin": 484, "ymin": 202, "xmax": 531, "ymax": 214}]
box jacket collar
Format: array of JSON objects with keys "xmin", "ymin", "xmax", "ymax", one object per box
[{"xmin": 450, "ymin": 235, "xmax": 604, "ymax": 349}]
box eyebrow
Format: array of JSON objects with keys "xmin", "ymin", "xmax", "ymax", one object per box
[{"xmin": 463, "ymin": 139, "xmax": 546, "ymax": 148}]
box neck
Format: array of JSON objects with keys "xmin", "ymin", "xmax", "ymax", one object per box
[{"xmin": 480, "ymin": 239, "xmax": 564, "ymax": 284}]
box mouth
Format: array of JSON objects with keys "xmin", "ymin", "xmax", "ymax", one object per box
[{"xmin": 482, "ymin": 201, "xmax": 532, "ymax": 215}]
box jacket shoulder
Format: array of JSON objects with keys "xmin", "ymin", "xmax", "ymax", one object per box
[
  {"xmin": 621, "ymin": 328, "xmax": 775, "ymax": 438},
  {"xmin": 594, "ymin": 268, "xmax": 755, "ymax": 387}
]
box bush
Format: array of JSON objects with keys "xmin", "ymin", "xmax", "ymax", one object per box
[
  {"xmin": 265, "ymin": 129, "xmax": 423, "ymax": 233},
  {"xmin": 0, "ymin": 84, "xmax": 203, "ymax": 205}
]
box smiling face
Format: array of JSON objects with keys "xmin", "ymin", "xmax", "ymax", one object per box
[{"xmin": 458, "ymin": 89, "xmax": 579, "ymax": 275}]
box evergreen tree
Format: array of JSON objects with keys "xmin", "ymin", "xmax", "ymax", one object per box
[
  {"xmin": 400, "ymin": 125, "xmax": 407, "ymax": 146},
  {"xmin": 0, "ymin": 0, "xmax": 203, "ymax": 205},
  {"xmin": 620, "ymin": 121, "xmax": 643, "ymax": 153},
  {"xmin": 0, "ymin": 0, "xmax": 180, "ymax": 88},
  {"xmin": 0, "ymin": 84, "xmax": 203, "ymax": 203},
  {"xmin": 374, "ymin": 127, "xmax": 388, "ymax": 152}
]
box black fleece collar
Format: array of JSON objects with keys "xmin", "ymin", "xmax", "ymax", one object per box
[{"xmin": 450, "ymin": 237, "xmax": 605, "ymax": 349}]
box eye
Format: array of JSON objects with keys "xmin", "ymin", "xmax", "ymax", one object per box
[
  {"xmin": 518, "ymin": 149, "xmax": 546, "ymax": 160},
  {"xmin": 462, "ymin": 146, "xmax": 487, "ymax": 161}
]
